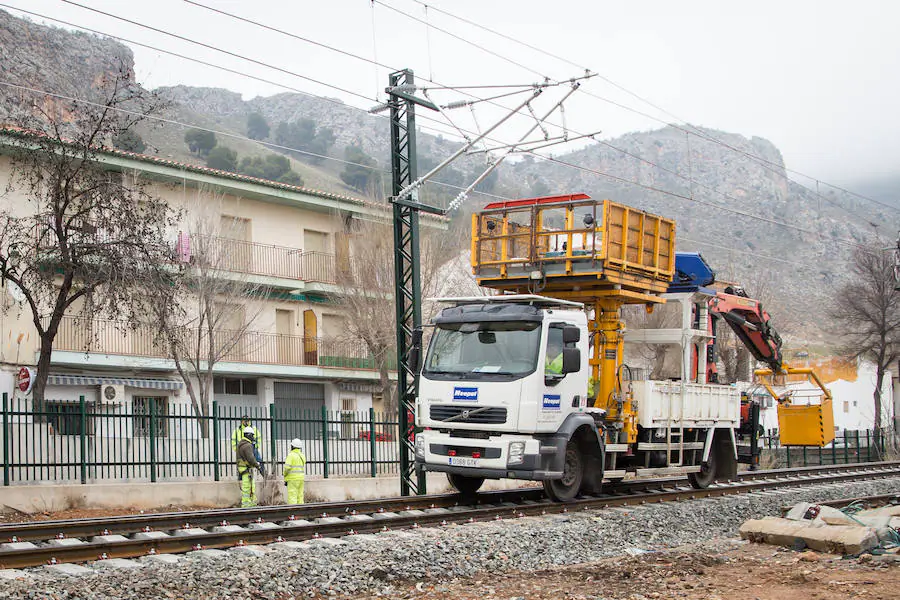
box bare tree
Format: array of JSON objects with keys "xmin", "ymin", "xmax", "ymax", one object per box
[
  {"xmin": 831, "ymin": 244, "xmax": 900, "ymax": 435},
  {"xmin": 334, "ymin": 217, "xmax": 461, "ymax": 413},
  {"xmin": 149, "ymin": 190, "xmax": 268, "ymax": 433},
  {"xmin": 0, "ymin": 68, "xmax": 176, "ymax": 406},
  {"xmin": 622, "ymin": 303, "xmax": 681, "ymax": 379}
]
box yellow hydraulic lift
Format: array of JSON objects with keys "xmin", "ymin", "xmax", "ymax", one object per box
[{"xmin": 470, "ymin": 193, "xmax": 676, "ymax": 443}]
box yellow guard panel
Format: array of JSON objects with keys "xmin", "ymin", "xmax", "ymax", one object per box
[{"xmin": 777, "ymin": 398, "xmax": 836, "ymax": 447}]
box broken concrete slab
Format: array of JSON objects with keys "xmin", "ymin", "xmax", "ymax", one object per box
[{"xmin": 740, "ymin": 516, "xmax": 878, "ymax": 555}]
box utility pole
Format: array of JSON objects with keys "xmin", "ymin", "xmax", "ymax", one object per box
[{"xmin": 388, "ymin": 69, "xmax": 441, "ymax": 496}]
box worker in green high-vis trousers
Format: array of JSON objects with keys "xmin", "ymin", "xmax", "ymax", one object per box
[{"xmin": 283, "ymin": 438, "xmax": 307, "ymax": 504}]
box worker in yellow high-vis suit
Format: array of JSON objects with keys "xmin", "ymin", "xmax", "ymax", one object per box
[
  {"xmin": 236, "ymin": 427, "xmax": 265, "ymax": 507},
  {"xmin": 283, "ymin": 438, "xmax": 307, "ymax": 504}
]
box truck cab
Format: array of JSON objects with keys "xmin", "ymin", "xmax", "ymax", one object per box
[{"xmin": 415, "ymin": 295, "xmax": 606, "ymax": 500}]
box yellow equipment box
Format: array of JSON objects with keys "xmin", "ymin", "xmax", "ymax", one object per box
[
  {"xmin": 777, "ymin": 398, "xmax": 836, "ymax": 447},
  {"xmin": 471, "ymin": 193, "xmax": 675, "ymax": 302}
]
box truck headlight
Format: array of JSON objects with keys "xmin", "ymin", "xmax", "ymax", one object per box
[
  {"xmin": 415, "ymin": 434, "xmax": 425, "ymax": 458},
  {"xmin": 507, "ymin": 441, "xmax": 526, "ymax": 466}
]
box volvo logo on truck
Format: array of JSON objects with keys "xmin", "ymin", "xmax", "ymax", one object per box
[{"xmin": 452, "ymin": 387, "xmax": 478, "ymax": 401}]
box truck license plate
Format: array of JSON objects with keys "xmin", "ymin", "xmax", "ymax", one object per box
[{"xmin": 448, "ymin": 457, "xmax": 478, "ymax": 467}]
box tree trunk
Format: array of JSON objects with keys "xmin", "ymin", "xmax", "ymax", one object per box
[{"xmin": 31, "ymin": 341, "xmax": 55, "ymax": 413}]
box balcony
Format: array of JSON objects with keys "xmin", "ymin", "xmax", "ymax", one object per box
[
  {"xmin": 52, "ymin": 316, "xmax": 390, "ymax": 371},
  {"xmin": 177, "ymin": 235, "xmax": 345, "ymax": 285}
]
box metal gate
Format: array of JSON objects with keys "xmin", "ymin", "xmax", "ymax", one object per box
[{"xmin": 273, "ymin": 382, "xmax": 325, "ymax": 440}]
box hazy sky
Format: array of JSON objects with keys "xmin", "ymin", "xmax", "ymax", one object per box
[{"xmin": 4, "ymin": 0, "xmax": 899, "ymax": 187}]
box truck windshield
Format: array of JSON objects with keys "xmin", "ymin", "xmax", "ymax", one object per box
[{"xmin": 423, "ymin": 321, "xmax": 541, "ymax": 378}]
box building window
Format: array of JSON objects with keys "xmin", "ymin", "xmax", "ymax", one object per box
[
  {"xmin": 133, "ymin": 397, "xmax": 169, "ymax": 437},
  {"xmin": 214, "ymin": 377, "xmax": 258, "ymax": 396},
  {"xmin": 341, "ymin": 398, "xmax": 357, "ymax": 439},
  {"xmin": 46, "ymin": 402, "xmax": 89, "ymax": 436}
]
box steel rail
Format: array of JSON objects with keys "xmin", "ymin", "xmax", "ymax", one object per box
[
  {"xmin": 0, "ymin": 462, "xmax": 898, "ymax": 569},
  {"xmin": 0, "ymin": 461, "xmax": 896, "ymax": 543}
]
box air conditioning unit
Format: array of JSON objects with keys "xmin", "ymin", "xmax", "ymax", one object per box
[{"xmin": 100, "ymin": 384, "xmax": 125, "ymax": 404}]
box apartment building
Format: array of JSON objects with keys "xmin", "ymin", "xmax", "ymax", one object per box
[{"xmin": 0, "ymin": 133, "xmax": 405, "ymax": 428}]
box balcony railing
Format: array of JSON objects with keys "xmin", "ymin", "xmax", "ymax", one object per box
[
  {"xmin": 52, "ymin": 316, "xmax": 391, "ymax": 370},
  {"xmin": 176, "ymin": 235, "xmax": 348, "ymax": 285}
]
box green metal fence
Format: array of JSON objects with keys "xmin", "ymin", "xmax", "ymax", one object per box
[
  {"xmin": 0, "ymin": 394, "xmax": 400, "ymax": 486},
  {"xmin": 760, "ymin": 428, "xmax": 897, "ymax": 469}
]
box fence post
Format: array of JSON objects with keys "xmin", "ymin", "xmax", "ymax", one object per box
[
  {"xmin": 321, "ymin": 405, "xmax": 329, "ymax": 479},
  {"xmin": 2, "ymin": 393, "xmax": 8, "ymax": 486},
  {"xmin": 369, "ymin": 408, "xmax": 377, "ymax": 478},
  {"xmin": 786, "ymin": 447, "xmax": 791, "ymax": 468},
  {"xmin": 78, "ymin": 395, "xmax": 87, "ymax": 484},
  {"xmin": 269, "ymin": 403, "xmax": 277, "ymax": 471},
  {"xmin": 802, "ymin": 446, "xmax": 807, "ymax": 466},
  {"xmin": 149, "ymin": 398, "xmax": 157, "ymax": 483},
  {"xmin": 843, "ymin": 431, "xmax": 849, "ymax": 464},
  {"xmin": 832, "ymin": 437, "xmax": 836, "ymax": 464},
  {"xmin": 866, "ymin": 430, "xmax": 871, "ymax": 462},
  {"xmin": 212, "ymin": 401, "xmax": 220, "ymax": 482}
]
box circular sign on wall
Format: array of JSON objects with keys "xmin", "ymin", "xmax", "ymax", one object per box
[{"xmin": 17, "ymin": 367, "xmax": 35, "ymax": 395}]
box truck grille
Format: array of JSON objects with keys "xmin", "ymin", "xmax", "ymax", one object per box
[{"xmin": 429, "ymin": 405, "xmax": 507, "ymax": 424}]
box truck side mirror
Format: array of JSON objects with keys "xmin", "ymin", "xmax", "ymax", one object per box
[
  {"xmin": 562, "ymin": 326, "xmax": 580, "ymax": 344},
  {"xmin": 409, "ymin": 328, "xmax": 423, "ymax": 372},
  {"xmin": 561, "ymin": 347, "xmax": 581, "ymax": 374}
]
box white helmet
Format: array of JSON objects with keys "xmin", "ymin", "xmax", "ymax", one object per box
[
  {"xmin": 290, "ymin": 438, "xmax": 303, "ymax": 449},
  {"xmin": 242, "ymin": 426, "xmax": 257, "ymax": 439}
]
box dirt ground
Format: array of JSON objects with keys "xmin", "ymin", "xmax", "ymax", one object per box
[
  {"xmin": 337, "ymin": 539, "xmax": 900, "ymax": 600},
  {"xmin": 0, "ymin": 505, "xmax": 214, "ymax": 524}
]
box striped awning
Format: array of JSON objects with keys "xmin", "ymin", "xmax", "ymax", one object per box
[{"xmin": 47, "ymin": 374, "xmax": 183, "ymax": 390}]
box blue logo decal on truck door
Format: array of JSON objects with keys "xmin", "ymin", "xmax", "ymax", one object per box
[
  {"xmin": 452, "ymin": 387, "xmax": 478, "ymax": 401},
  {"xmin": 542, "ymin": 394, "xmax": 561, "ymax": 410}
]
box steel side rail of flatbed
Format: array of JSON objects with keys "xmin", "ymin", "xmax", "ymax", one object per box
[{"xmin": 0, "ymin": 461, "xmax": 898, "ymax": 569}]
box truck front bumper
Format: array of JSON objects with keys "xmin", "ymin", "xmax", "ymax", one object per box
[{"xmin": 414, "ymin": 430, "xmax": 563, "ymax": 480}]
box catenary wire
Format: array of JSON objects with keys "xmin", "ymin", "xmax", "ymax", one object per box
[
  {"xmin": 166, "ymin": 0, "xmax": 876, "ymax": 241},
  {"xmin": 4, "ymin": 2, "xmax": 877, "ymax": 245},
  {"xmin": 398, "ymin": 0, "xmax": 899, "ymax": 216}
]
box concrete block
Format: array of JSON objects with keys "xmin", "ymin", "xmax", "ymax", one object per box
[
  {"xmin": 0, "ymin": 541, "xmax": 37, "ymax": 551},
  {"xmin": 211, "ymin": 525, "xmax": 248, "ymax": 534},
  {"xmin": 423, "ymin": 507, "xmax": 451, "ymax": 515},
  {"xmin": 133, "ymin": 531, "xmax": 171, "ymax": 540},
  {"xmin": 346, "ymin": 514, "xmax": 376, "ymax": 522},
  {"xmin": 859, "ymin": 505, "xmax": 900, "ymax": 518},
  {"xmin": 89, "ymin": 535, "xmax": 130, "ymax": 543},
  {"xmin": 740, "ymin": 517, "xmax": 878, "ymax": 555},
  {"xmin": 371, "ymin": 512, "xmax": 399, "ymax": 520},
  {"xmin": 93, "ymin": 558, "xmax": 144, "ymax": 570},
  {"xmin": 279, "ymin": 519, "xmax": 312, "ymax": 527},
  {"xmin": 172, "ymin": 528, "xmax": 208, "ymax": 537},
  {"xmin": 314, "ymin": 516, "xmax": 344, "ymax": 525},
  {"xmin": 399, "ymin": 509, "xmax": 425, "ymax": 517},
  {"xmin": 44, "ymin": 563, "xmax": 94, "ymax": 577},
  {"xmin": 306, "ymin": 537, "xmax": 347, "ymax": 547},
  {"xmin": 140, "ymin": 554, "xmax": 181, "ymax": 565},
  {"xmin": 229, "ymin": 545, "xmax": 269, "ymax": 557},
  {"xmin": 247, "ymin": 522, "xmax": 280, "ymax": 530},
  {"xmin": 0, "ymin": 569, "xmax": 29, "ymax": 580},
  {"xmin": 269, "ymin": 541, "xmax": 307, "ymax": 551},
  {"xmin": 47, "ymin": 538, "xmax": 86, "ymax": 547},
  {"xmin": 187, "ymin": 549, "xmax": 228, "ymax": 560}
]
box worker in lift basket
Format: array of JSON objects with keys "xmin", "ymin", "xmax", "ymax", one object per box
[
  {"xmin": 283, "ymin": 438, "xmax": 307, "ymax": 504},
  {"xmin": 236, "ymin": 428, "xmax": 266, "ymax": 507}
]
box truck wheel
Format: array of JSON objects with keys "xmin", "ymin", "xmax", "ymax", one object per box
[
  {"xmin": 447, "ymin": 473, "xmax": 484, "ymax": 495},
  {"xmin": 687, "ymin": 443, "xmax": 717, "ymax": 489},
  {"xmin": 543, "ymin": 440, "xmax": 583, "ymax": 502}
]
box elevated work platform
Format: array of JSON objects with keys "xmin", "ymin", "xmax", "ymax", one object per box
[{"xmin": 471, "ymin": 194, "xmax": 676, "ymax": 304}]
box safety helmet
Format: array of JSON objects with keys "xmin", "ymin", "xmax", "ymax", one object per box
[
  {"xmin": 242, "ymin": 426, "xmax": 257, "ymax": 439},
  {"xmin": 290, "ymin": 438, "xmax": 303, "ymax": 449}
]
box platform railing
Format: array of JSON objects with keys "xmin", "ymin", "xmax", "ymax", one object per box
[{"xmin": 0, "ymin": 394, "xmax": 401, "ymax": 486}]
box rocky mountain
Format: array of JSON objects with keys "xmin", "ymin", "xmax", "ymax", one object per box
[{"xmin": 1, "ymin": 8, "xmax": 893, "ymax": 347}]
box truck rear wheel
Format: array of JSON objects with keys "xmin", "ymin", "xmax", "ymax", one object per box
[
  {"xmin": 543, "ymin": 440, "xmax": 583, "ymax": 502},
  {"xmin": 447, "ymin": 473, "xmax": 484, "ymax": 495}
]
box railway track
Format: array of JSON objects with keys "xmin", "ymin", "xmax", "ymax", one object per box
[{"xmin": 1, "ymin": 461, "xmax": 898, "ymax": 570}]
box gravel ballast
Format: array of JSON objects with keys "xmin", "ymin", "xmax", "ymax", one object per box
[{"xmin": 0, "ymin": 477, "xmax": 898, "ymax": 599}]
